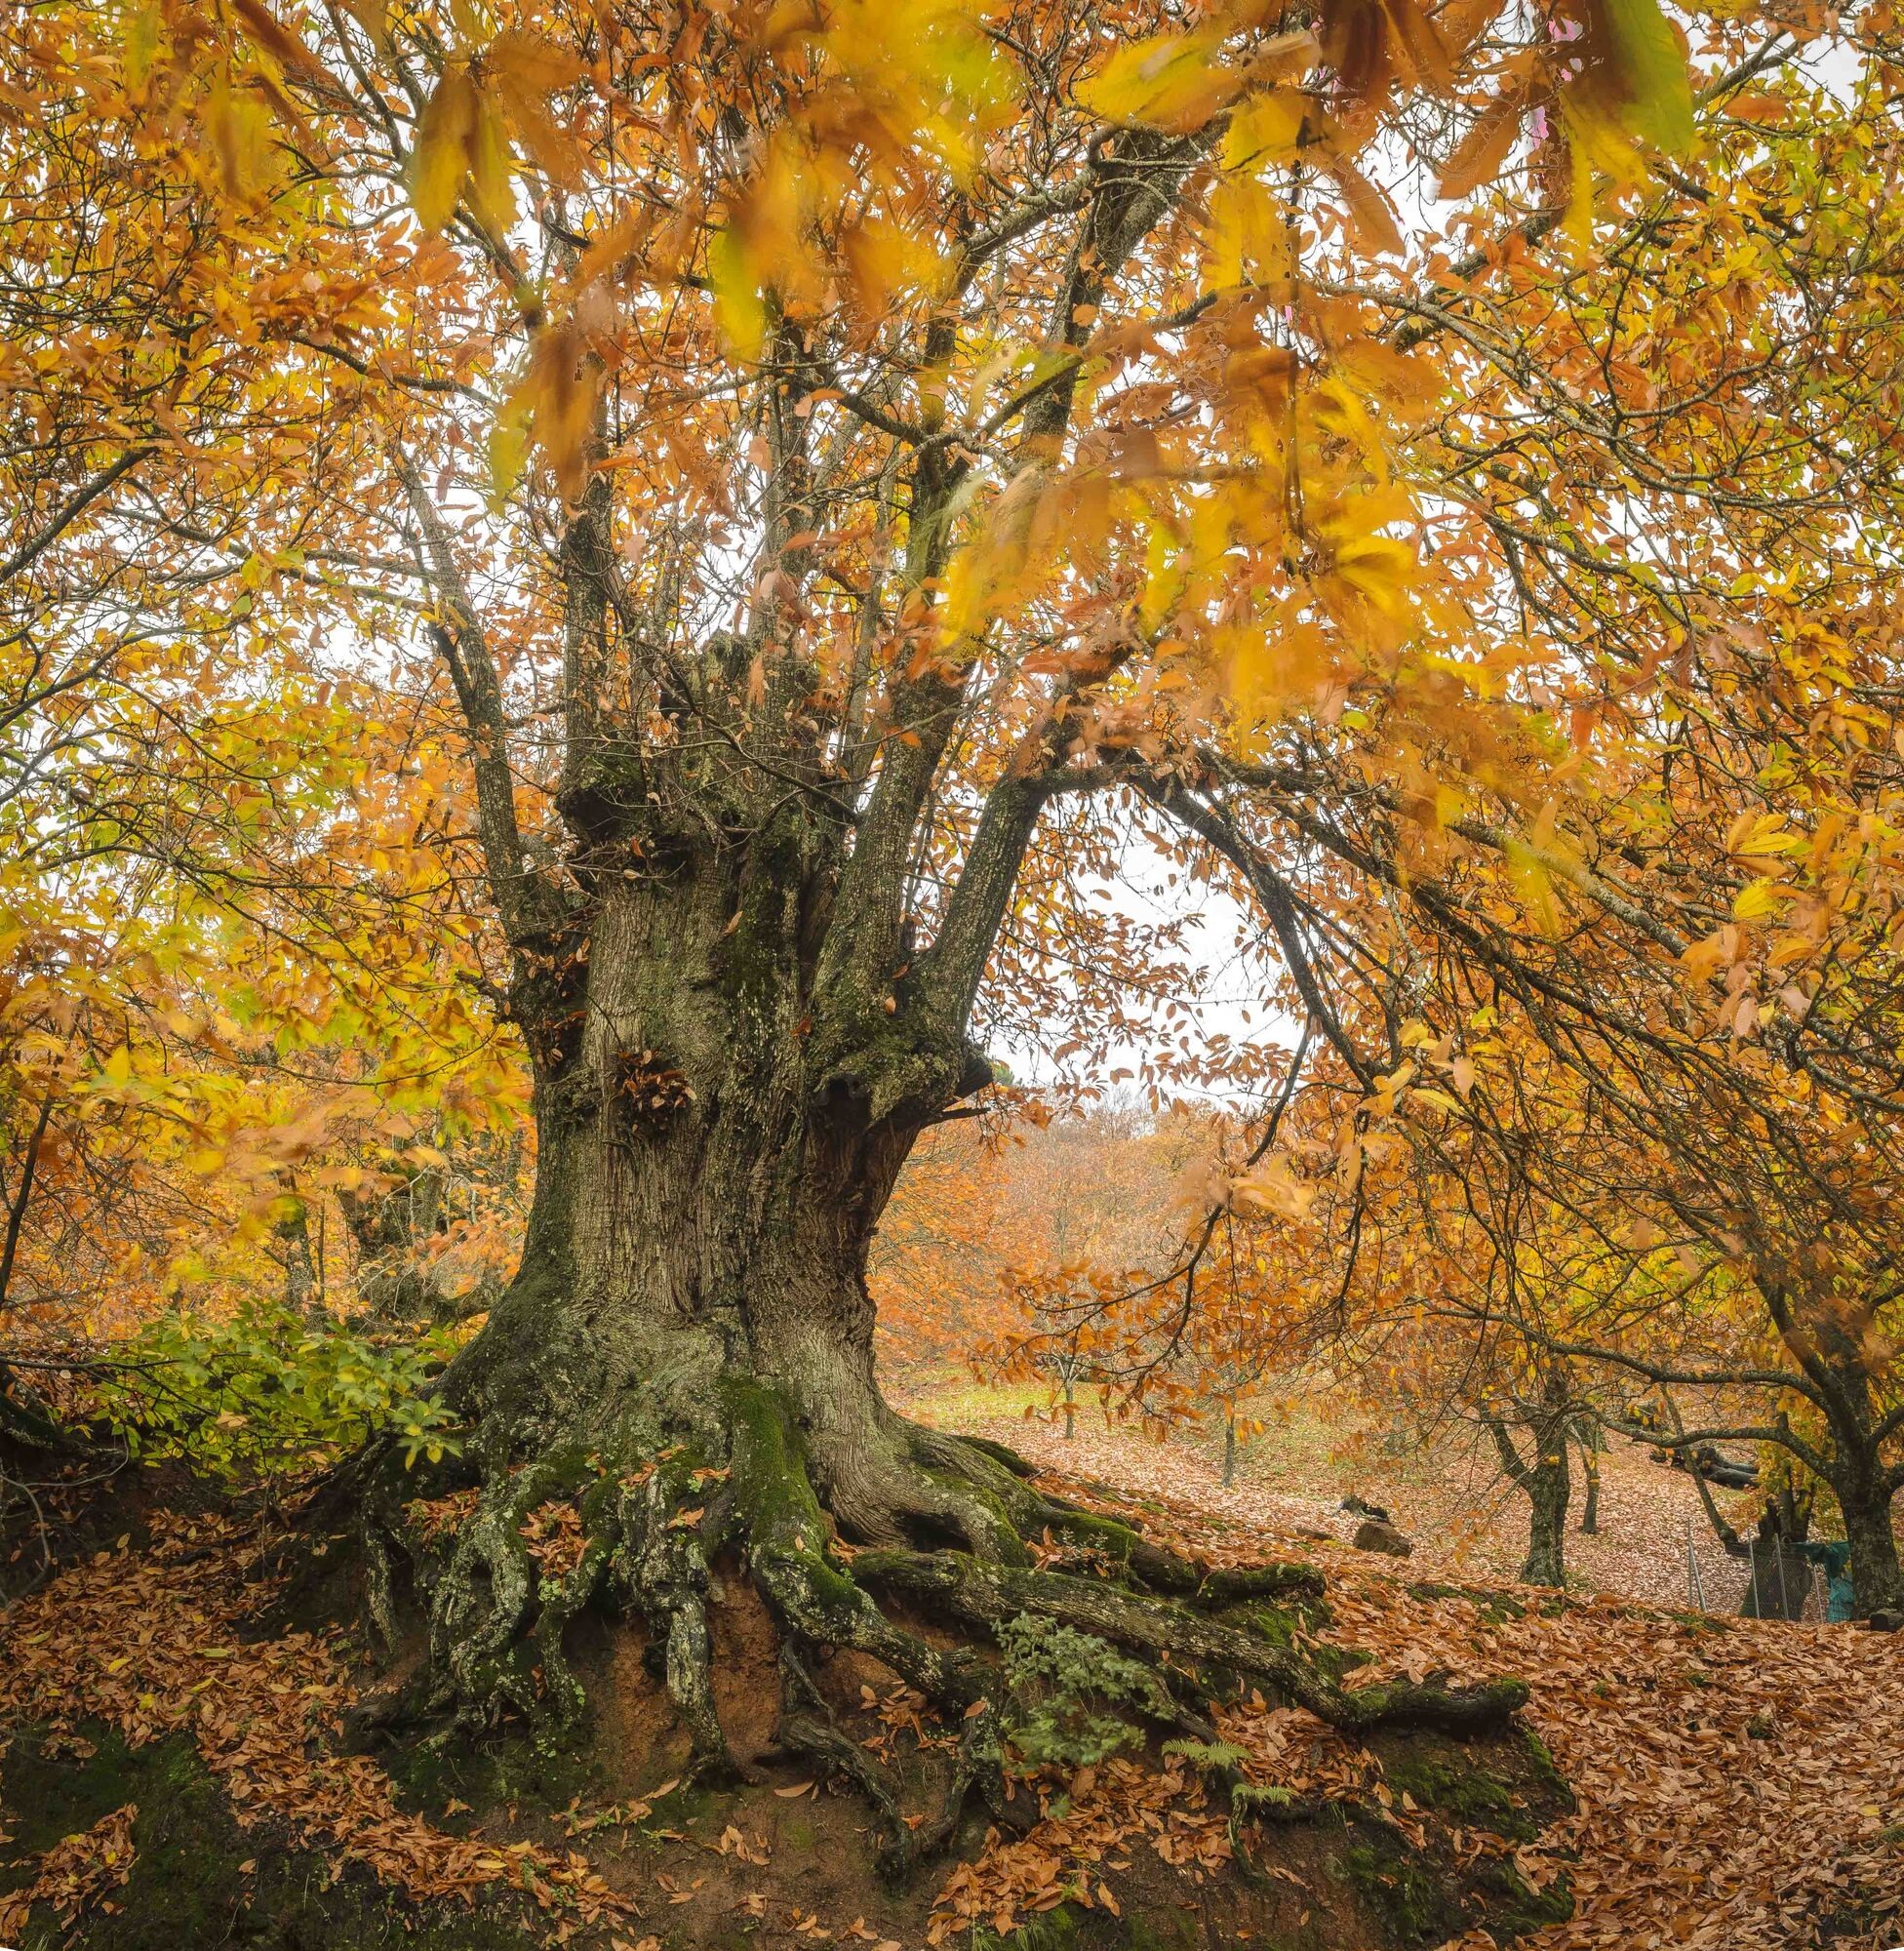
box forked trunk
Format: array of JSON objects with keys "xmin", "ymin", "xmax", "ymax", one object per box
[
  {"xmin": 1488, "ymin": 1400, "xmax": 1570, "ymax": 1588},
  {"xmin": 364, "ymin": 322, "xmax": 1539, "ymax": 1866}
]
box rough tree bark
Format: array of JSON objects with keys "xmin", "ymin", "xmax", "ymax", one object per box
[
  {"xmin": 1832, "ymin": 1453, "xmax": 1903, "ymax": 1616},
  {"xmin": 1487, "ymin": 1386, "xmax": 1572, "ymax": 1587}
]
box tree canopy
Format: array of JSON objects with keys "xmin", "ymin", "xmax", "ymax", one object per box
[{"xmin": 5, "ymin": 0, "xmax": 1904, "ymax": 1913}]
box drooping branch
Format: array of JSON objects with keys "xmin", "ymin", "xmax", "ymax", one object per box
[
  {"xmin": 1543, "ymin": 1338, "xmax": 1831, "ymax": 1411},
  {"xmin": 1139, "ymin": 777, "xmax": 1376, "ymax": 1089},
  {"xmin": 1210, "ymin": 755, "xmax": 1691, "ymax": 961}
]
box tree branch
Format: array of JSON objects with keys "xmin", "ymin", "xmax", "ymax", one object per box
[
  {"xmin": 398, "ymin": 457, "xmax": 563, "ymax": 946},
  {"xmin": 0, "ymin": 446, "xmax": 155, "ymax": 586}
]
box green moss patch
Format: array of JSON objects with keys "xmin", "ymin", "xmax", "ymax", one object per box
[{"xmin": 2, "ymin": 1725, "xmax": 539, "ymax": 1951}]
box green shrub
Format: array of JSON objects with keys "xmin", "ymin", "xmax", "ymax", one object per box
[
  {"xmin": 995, "ymin": 1614, "xmax": 1154, "ymax": 1772},
  {"xmin": 93, "ymin": 1302, "xmax": 464, "ymax": 1477}
]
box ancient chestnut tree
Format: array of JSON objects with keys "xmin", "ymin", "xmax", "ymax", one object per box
[{"xmin": 13, "ymin": 0, "xmax": 1872, "ymax": 1835}]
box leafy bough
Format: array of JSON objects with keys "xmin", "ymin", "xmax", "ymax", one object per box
[{"xmin": 93, "ymin": 1302, "xmax": 466, "ymax": 1478}]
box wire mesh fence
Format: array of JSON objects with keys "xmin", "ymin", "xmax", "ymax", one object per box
[{"xmin": 1685, "ymin": 1515, "xmax": 1830, "ymax": 1620}]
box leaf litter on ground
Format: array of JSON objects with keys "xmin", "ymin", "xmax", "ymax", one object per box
[{"xmin": 4, "ymin": 1427, "xmax": 1900, "ymax": 1950}]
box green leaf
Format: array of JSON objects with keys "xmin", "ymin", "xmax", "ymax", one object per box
[{"xmin": 1604, "ymin": 0, "xmax": 1693, "ymax": 153}]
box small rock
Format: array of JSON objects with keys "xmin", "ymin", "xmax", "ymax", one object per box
[
  {"xmin": 1353, "ymin": 1519, "xmax": 1412, "ymax": 1558},
  {"xmin": 1864, "ymin": 1608, "xmax": 1903, "ymax": 1634}
]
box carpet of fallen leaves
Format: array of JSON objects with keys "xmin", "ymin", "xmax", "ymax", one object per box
[
  {"xmin": 914, "ymin": 1386, "xmax": 1765, "ymax": 1613},
  {"xmin": 3, "ymin": 1804, "xmax": 138, "ymax": 1931},
  {"xmin": 922, "ymin": 1677, "xmax": 1495, "ymax": 1946},
  {"xmin": 991, "ymin": 1445, "xmax": 1904, "ymax": 1951},
  {"xmin": 0, "ymin": 1512, "xmax": 628, "ymax": 1942},
  {"xmin": 5, "ymin": 1436, "xmax": 1901, "ymax": 1951}
]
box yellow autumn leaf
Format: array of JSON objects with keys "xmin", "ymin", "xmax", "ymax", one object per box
[
  {"xmin": 1409, "ymin": 1087, "xmax": 1464, "ymax": 1115},
  {"xmin": 1220, "ymin": 87, "xmax": 1307, "ymax": 173},
  {"xmin": 465, "ymin": 89, "xmax": 516, "ymax": 235},
  {"xmin": 1726, "ymin": 811, "xmax": 1799, "ymax": 863},
  {"xmin": 410, "ymin": 65, "xmax": 478, "ymax": 233},
  {"xmin": 488, "ymin": 397, "xmax": 532, "ymax": 508},
  {"xmin": 1732, "ymin": 876, "xmax": 1781, "ymax": 922},
  {"xmin": 1204, "ymin": 175, "xmax": 1288, "ymax": 293},
  {"xmin": 1077, "ymin": 29, "xmax": 1233, "ymax": 133},
  {"xmin": 707, "ymin": 227, "xmax": 767, "ymax": 363},
  {"xmin": 1329, "ymin": 531, "xmax": 1416, "ymax": 617},
  {"xmin": 1505, "ymin": 839, "xmax": 1561, "ymax": 935}
]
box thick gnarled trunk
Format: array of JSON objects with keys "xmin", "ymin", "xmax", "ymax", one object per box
[
  {"xmin": 345, "ymin": 848, "xmax": 1527, "ymax": 1836},
  {"xmin": 437, "ymin": 808, "xmax": 997, "ymax": 1540},
  {"xmin": 366, "ymin": 493, "xmax": 1536, "ymax": 1847}
]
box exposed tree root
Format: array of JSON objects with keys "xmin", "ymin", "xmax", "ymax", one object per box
[
  {"xmin": 345, "ymin": 1367, "xmax": 1530, "ymax": 1883},
  {"xmin": 852, "ymin": 1549, "xmax": 1528, "ymax": 1738},
  {"xmin": 770, "ymin": 1644, "xmax": 919, "ymax": 1880},
  {"xmin": 428, "ymin": 1454, "xmax": 572, "ymax": 1722}
]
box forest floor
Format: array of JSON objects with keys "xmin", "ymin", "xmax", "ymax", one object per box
[
  {"xmin": 895, "ymin": 1374, "xmax": 1771, "ymax": 1613},
  {"xmin": 902, "ymin": 1374, "xmax": 1904, "ymax": 1948},
  {"xmin": 2, "ymin": 1389, "xmax": 1901, "ymax": 1951}
]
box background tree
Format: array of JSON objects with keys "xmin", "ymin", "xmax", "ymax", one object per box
[{"xmin": 1100, "ymin": 26, "xmax": 1904, "ymax": 1611}]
